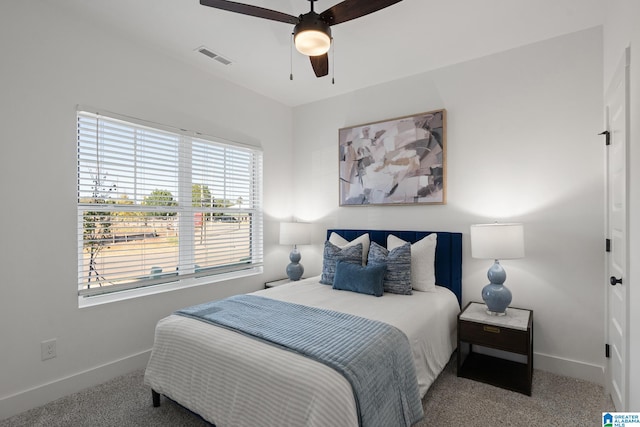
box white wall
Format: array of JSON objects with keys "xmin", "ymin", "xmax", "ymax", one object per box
[
  {"xmin": 0, "ymin": 1, "xmax": 293, "ymax": 419},
  {"xmin": 603, "ymin": 0, "xmax": 640, "ymax": 411},
  {"xmin": 292, "ymin": 28, "xmax": 605, "ymax": 383}
]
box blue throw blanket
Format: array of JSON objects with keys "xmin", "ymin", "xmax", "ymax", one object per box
[{"xmin": 176, "ymin": 295, "xmax": 424, "ymax": 427}]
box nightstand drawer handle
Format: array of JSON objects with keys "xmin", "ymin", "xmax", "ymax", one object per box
[{"xmin": 483, "ymin": 326, "xmax": 501, "ymax": 334}]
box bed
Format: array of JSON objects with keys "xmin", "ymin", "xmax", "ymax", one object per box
[{"xmin": 144, "ymin": 229, "xmax": 462, "ymax": 427}]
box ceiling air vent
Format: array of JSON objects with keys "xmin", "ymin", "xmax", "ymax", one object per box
[{"xmin": 196, "ymin": 46, "xmax": 232, "ymax": 66}]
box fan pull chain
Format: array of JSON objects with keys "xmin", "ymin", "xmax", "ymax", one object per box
[
  {"xmin": 331, "ymin": 39, "xmax": 335, "ymax": 85},
  {"xmin": 290, "ymin": 33, "xmax": 294, "ymax": 81}
]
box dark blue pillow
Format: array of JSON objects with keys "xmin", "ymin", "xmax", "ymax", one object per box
[
  {"xmin": 367, "ymin": 241, "xmax": 412, "ymax": 295},
  {"xmin": 320, "ymin": 241, "xmax": 363, "ymax": 285},
  {"xmin": 332, "ymin": 260, "xmax": 386, "ymax": 297}
]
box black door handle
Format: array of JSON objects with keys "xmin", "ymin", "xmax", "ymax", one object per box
[{"xmin": 610, "ymin": 276, "xmax": 622, "ymax": 286}]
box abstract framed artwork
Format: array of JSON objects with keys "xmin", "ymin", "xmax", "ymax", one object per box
[{"xmin": 339, "ymin": 109, "xmax": 446, "ymax": 206}]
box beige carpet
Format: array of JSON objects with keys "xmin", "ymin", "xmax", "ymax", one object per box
[
  {"xmin": 1, "ymin": 358, "xmax": 614, "ymax": 427},
  {"xmin": 418, "ymin": 359, "xmax": 614, "ymax": 426}
]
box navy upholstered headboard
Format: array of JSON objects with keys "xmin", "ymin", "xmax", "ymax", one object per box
[{"xmin": 326, "ymin": 229, "xmax": 463, "ymax": 306}]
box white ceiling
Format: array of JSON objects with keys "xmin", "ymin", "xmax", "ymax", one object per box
[{"xmin": 55, "ymin": 0, "xmax": 604, "ymax": 107}]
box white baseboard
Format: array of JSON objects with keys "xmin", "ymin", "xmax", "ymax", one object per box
[
  {"xmin": 534, "ymin": 351, "xmax": 605, "ymax": 386},
  {"xmin": 467, "ymin": 346, "xmax": 605, "ymax": 386},
  {"xmin": 0, "ymin": 349, "xmax": 151, "ymax": 421}
]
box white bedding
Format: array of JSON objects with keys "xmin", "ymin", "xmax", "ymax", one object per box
[{"xmin": 144, "ymin": 276, "xmax": 460, "ymax": 427}]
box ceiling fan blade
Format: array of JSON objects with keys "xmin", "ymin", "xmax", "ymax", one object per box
[
  {"xmin": 309, "ymin": 54, "xmax": 329, "ymax": 78},
  {"xmin": 200, "ymin": 0, "xmax": 299, "ymax": 25},
  {"xmin": 320, "ymin": 0, "xmax": 403, "ymax": 26}
]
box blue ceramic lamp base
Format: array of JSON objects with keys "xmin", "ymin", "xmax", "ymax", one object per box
[
  {"xmin": 482, "ymin": 260, "xmax": 512, "ymax": 316},
  {"xmin": 286, "ymin": 247, "xmax": 304, "ymax": 281}
]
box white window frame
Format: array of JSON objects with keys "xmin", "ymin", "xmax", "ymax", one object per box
[{"xmin": 76, "ymin": 107, "xmax": 263, "ymax": 307}]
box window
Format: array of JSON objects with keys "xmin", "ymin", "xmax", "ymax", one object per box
[{"xmin": 77, "ymin": 109, "xmax": 263, "ymax": 302}]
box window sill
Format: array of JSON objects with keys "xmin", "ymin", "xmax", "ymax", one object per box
[{"xmin": 78, "ymin": 266, "xmax": 263, "ymax": 308}]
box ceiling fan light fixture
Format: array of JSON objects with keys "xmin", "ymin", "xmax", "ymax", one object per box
[
  {"xmin": 293, "ymin": 13, "xmax": 332, "ymax": 56},
  {"xmin": 295, "ymin": 30, "xmax": 331, "ymax": 56}
]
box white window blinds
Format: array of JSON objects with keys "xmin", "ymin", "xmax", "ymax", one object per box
[{"xmin": 77, "ymin": 110, "xmax": 263, "ymax": 298}]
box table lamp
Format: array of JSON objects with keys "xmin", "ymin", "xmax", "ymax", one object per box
[
  {"xmin": 279, "ymin": 222, "xmax": 311, "ymax": 281},
  {"xmin": 470, "ymin": 223, "xmax": 525, "ymax": 315}
]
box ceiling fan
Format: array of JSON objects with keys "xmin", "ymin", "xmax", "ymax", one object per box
[{"xmin": 200, "ymin": 0, "xmax": 403, "ymax": 78}]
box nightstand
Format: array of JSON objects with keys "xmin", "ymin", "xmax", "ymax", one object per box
[
  {"xmin": 457, "ymin": 301, "xmax": 533, "ymax": 395},
  {"xmin": 264, "ymin": 278, "xmax": 294, "ymax": 288}
]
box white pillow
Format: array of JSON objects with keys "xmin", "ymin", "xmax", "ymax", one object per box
[
  {"xmin": 329, "ymin": 232, "xmax": 370, "ymax": 266},
  {"xmin": 387, "ymin": 233, "xmax": 437, "ymax": 292}
]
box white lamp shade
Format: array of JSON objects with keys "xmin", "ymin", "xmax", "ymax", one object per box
[
  {"xmin": 294, "ymin": 30, "xmax": 331, "ymax": 56},
  {"xmin": 470, "ymin": 223, "xmax": 525, "ymax": 260},
  {"xmin": 279, "ymin": 222, "xmax": 311, "ymax": 246}
]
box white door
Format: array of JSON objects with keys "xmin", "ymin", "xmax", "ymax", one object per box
[{"xmin": 605, "ymin": 47, "xmax": 629, "ymax": 411}]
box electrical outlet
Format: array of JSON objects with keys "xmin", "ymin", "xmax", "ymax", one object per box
[{"xmin": 41, "ymin": 339, "xmax": 57, "ymax": 361}]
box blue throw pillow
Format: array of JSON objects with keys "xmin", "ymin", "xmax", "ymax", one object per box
[
  {"xmin": 332, "ymin": 260, "xmax": 386, "ymax": 297},
  {"xmin": 367, "ymin": 241, "xmax": 412, "ymax": 295},
  {"xmin": 320, "ymin": 241, "xmax": 363, "ymax": 285}
]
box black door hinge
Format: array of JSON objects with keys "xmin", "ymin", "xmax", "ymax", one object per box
[
  {"xmin": 605, "ymin": 343, "xmax": 610, "ymax": 358},
  {"xmin": 599, "ymin": 130, "xmax": 611, "ymax": 146},
  {"xmin": 606, "ymin": 238, "xmax": 611, "ymax": 252}
]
